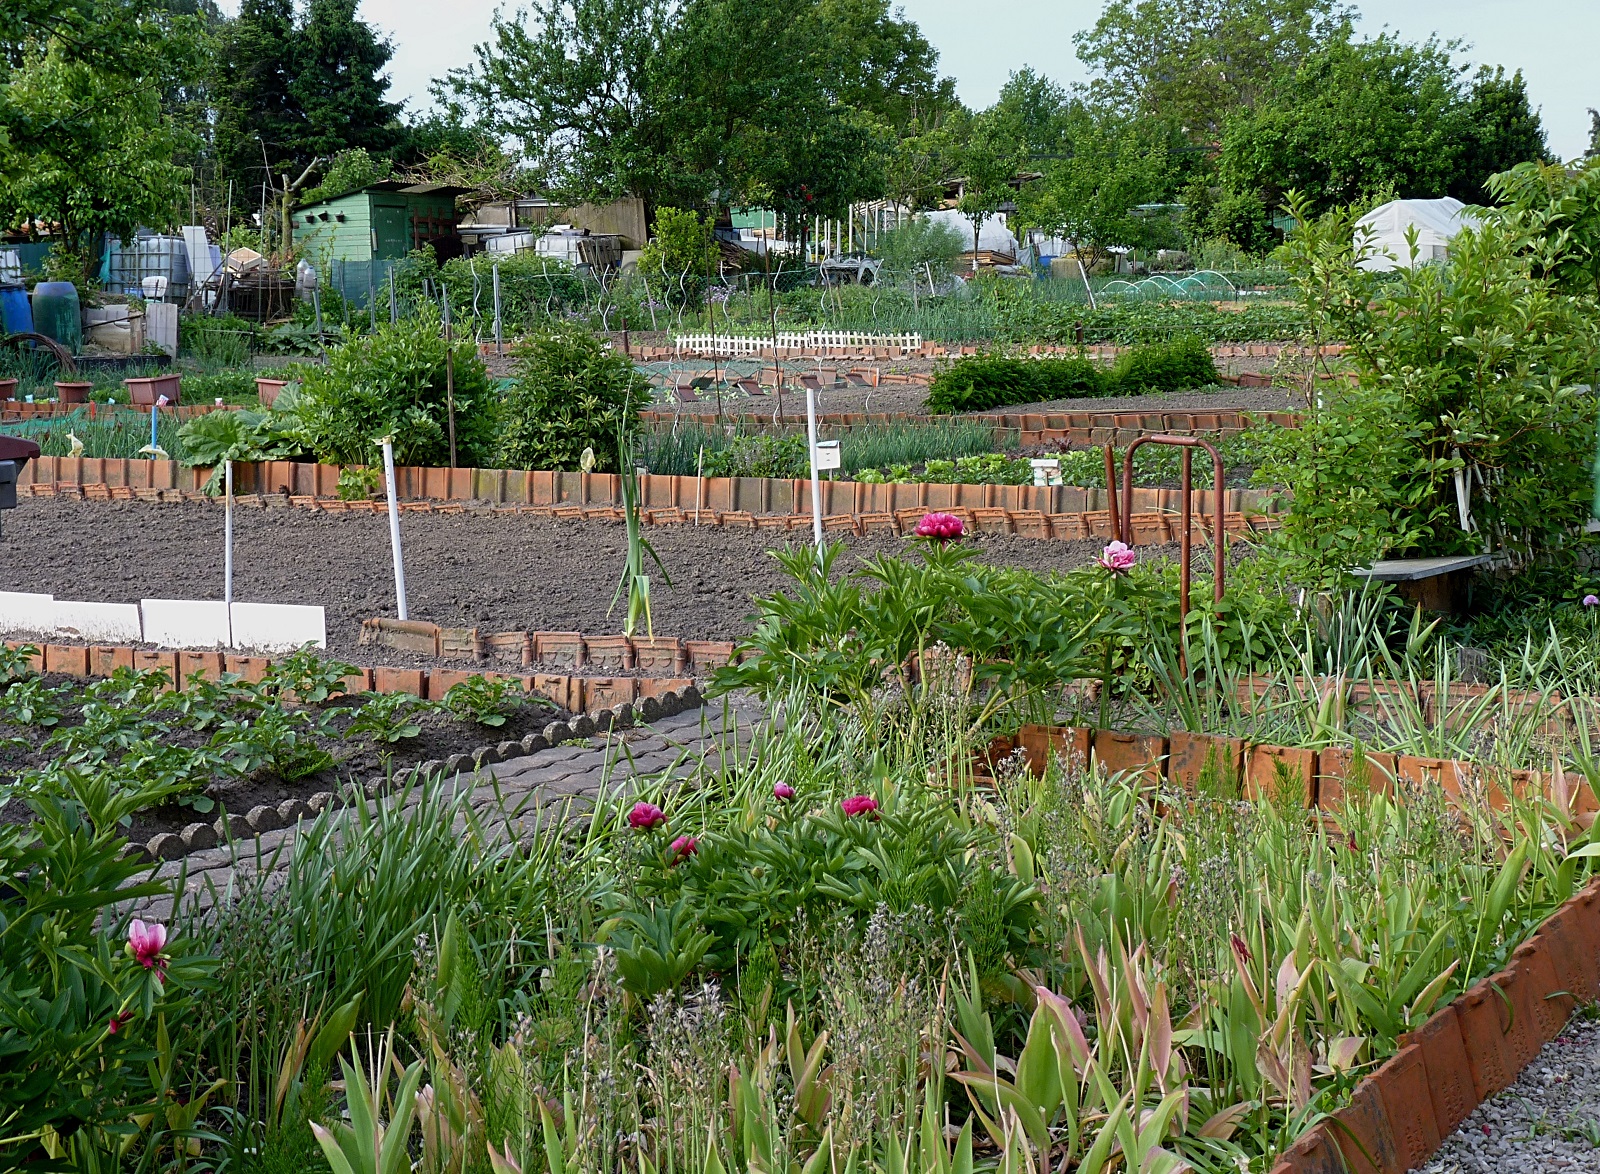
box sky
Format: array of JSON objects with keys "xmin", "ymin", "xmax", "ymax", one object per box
[{"xmin": 278, "ymin": 0, "xmax": 1597, "ymax": 162}]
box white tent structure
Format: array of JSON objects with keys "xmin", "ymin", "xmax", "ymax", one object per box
[
  {"xmin": 922, "ymin": 208, "xmax": 1019, "ymax": 256},
  {"xmin": 1355, "ymin": 198, "xmax": 1480, "ymax": 272}
]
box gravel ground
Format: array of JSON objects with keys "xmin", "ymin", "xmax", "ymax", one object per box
[
  {"xmin": 0, "ymin": 496, "xmax": 1176, "ymax": 652},
  {"xmin": 1417, "ymin": 1011, "xmax": 1600, "ymax": 1172}
]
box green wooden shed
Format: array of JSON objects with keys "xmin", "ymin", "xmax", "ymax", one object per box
[{"xmin": 291, "ymin": 182, "xmax": 466, "ymax": 263}]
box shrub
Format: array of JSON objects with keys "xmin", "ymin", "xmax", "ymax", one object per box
[
  {"xmin": 701, "ymin": 433, "xmax": 808, "ymax": 478},
  {"xmin": 639, "ymin": 207, "xmax": 718, "ymax": 306},
  {"xmin": 1109, "ymin": 334, "xmax": 1218, "ymax": 392},
  {"xmin": 291, "ymin": 308, "xmax": 495, "ymax": 468},
  {"xmin": 496, "ymin": 323, "xmax": 648, "ymax": 471},
  {"xmin": 925, "ymin": 353, "xmax": 1108, "ymax": 413}
]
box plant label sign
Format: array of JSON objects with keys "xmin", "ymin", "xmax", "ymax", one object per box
[
  {"xmin": 813, "ymin": 440, "xmax": 841, "ymax": 471},
  {"xmin": 1031, "ymin": 458, "xmax": 1062, "ymax": 487}
]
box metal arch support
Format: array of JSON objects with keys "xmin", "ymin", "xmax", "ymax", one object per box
[
  {"xmin": 2, "ymin": 332, "xmax": 75, "ymax": 376},
  {"xmin": 1120, "ymin": 434, "xmax": 1226, "ymax": 625}
]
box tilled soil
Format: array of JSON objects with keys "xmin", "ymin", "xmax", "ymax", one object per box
[
  {"xmin": 1417, "ymin": 1011, "xmax": 1600, "ymax": 1172},
  {"xmin": 975, "ymin": 384, "xmax": 1306, "ymax": 417},
  {"xmin": 0, "ymin": 497, "xmax": 1171, "ymax": 652}
]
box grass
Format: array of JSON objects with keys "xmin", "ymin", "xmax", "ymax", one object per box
[{"xmin": 0, "ymin": 407, "xmax": 189, "ymax": 459}]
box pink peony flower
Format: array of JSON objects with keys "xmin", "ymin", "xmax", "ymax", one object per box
[
  {"xmin": 669, "ymin": 835, "xmax": 698, "ymax": 863},
  {"xmin": 773, "ymin": 782, "xmax": 796, "ymax": 800},
  {"xmin": 1097, "ymin": 540, "xmax": 1136, "ymax": 575},
  {"xmin": 628, "ymin": 801, "xmax": 665, "ymax": 830},
  {"xmin": 840, "ymin": 795, "xmax": 879, "ymax": 819},
  {"xmin": 1584, "ymin": 595, "xmax": 1599, "ymax": 608},
  {"xmin": 127, "ymin": 920, "xmax": 167, "ymax": 971},
  {"xmin": 914, "ymin": 512, "xmax": 964, "ymax": 541}
]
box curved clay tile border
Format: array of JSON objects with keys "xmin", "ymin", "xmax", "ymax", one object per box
[
  {"xmin": 22, "ymin": 478, "xmax": 1281, "ymax": 548},
  {"xmin": 994, "ymin": 722, "xmax": 1600, "ymax": 1174},
  {"xmin": 358, "ymin": 617, "xmax": 739, "ymax": 676}
]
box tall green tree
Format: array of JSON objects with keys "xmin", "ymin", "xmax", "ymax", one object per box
[
  {"xmin": 0, "ymin": 47, "xmax": 194, "ymax": 277},
  {"xmin": 1451, "ymin": 67, "xmax": 1548, "ymax": 204},
  {"xmin": 953, "ymin": 110, "xmax": 1022, "ymax": 264},
  {"xmin": 1074, "ymin": 0, "xmax": 1353, "ymax": 140},
  {"xmin": 291, "ymin": 0, "xmax": 402, "ymax": 160},
  {"xmin": 1014, "ymin": 107, "xmax": 1176, "ymax": 268},
  {"xmin": 212, "ymin": 0, "xmax": 300, "ymax": 186}
]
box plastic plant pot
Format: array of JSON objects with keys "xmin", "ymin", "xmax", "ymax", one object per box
[
  {"xmin": 255, "ymin": 377, "xmax": 289, "ymax": 408},
  {"xmin": 123, "ymin": 373, "xmax": 182, "ymax": 405},
  {"xmin": 0, "ymin": 378, "xmax": 17, "ymax": 400},
  {"xmin": 54, "ymin": 381, "xmax": 92, "ymax": 404}
]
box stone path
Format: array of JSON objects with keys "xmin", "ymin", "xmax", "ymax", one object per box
[
  {"xmin": 116, "ymin": 695, "xmax": 771, "ymax": 922},
  {"xmin": 1417, "ymin": 1012, "xmax": 1600, "ymax": 1172}
]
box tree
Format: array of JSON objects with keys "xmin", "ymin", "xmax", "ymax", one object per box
[
  {"xmin": 212, "ymin": 0, "xmax": 299, "ymax": 186},
  {"xmin": 954, "ymin": 112, "xmax": 1022, "ymax": 267},
  {"xmin": 0, "ymin": 46, "xmax": 193, "ymax": 279},
  {"xmin": 290, "ymin": 0, "xmax": 403, "ymax": 160},
  {"xmin": 442, "ymin": 0, "xmax": 951, "ymax": 219},
  {"xmin": 989, "ymin": 68, "xmax": 1072, "ymax": 159},
  {"xmin": 1451, "ymin": 67, "xmax": 1548, "ymax": 204},
  {"xmin": 1075, "ymin": 0, "xmax": 1353, "ymax": 140},
  {"xmin": 1218, "ymin": 35, "xmax": 1466, "ymax": 213},
  {"xmin": 1015, "ymin": 108, "xmax": 1176, "ymax": 268}
]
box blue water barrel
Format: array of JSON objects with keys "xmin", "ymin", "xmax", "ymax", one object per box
[
  {"xmin": 0, "ymin": 286, "xmax": 32, "ymax": 336},
  {"xmin": 30, "ymin": 282, "xmax": 81, "ymax": 352}
]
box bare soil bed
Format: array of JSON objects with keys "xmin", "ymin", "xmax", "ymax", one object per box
[
  {"xmin": 974, "ymin": 384, "xmax": 1305, "ymax": 417},
  {"xmin": 0, "ymin": 497, "xmax": 1168, "ymax": 655}
]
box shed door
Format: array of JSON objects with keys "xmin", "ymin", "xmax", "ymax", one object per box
[{"xmin": 373, "ymin": 203, "xmax": 409, "ymax": 259}]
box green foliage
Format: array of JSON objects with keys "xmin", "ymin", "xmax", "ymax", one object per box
[
  {"xmin": 0, "ymin": 770, "xmax": 213, "ymax": 1169},
  {"xmin": 495, "ymin": 324, "xmax": 648, "ymax": 472},
  {"xmin": 176, "ymin": 402, "xmax": 305, "ymax": 467},
  {"xmin": 638, "ymin": 207, "xmax": 718, "ymax": 305},
  {"xmin": 702, "ymin": 433, "xmax": 808, "ymax": 479},
  {"xmin": 293, "ymin": 309, "xmax": 496, "ymax": 468},
  {"xmin": 1108, "ymin": 334, "xmax": 1218, "ymax": 393},
  {"xmin": 1267, "ymin": 182, "xmax": 1600, "ymax": 584},
  {"xmin": 926, "ymin": 353, "xmax": 1108, "ymax": 413},
  {"xmin": 342, "ymin": 691, "xmax": 425, "ymax": 744},
  {"xmin": 875, "ymin": 217, "xmax": 966, "ymax": 284},
  {"xmin": 440, "ymin": 676, "xmax": 525, "ymax": 728},
  {"xmin": 301, "ymin": 146, "xmax": 394, "ymax": 205}
]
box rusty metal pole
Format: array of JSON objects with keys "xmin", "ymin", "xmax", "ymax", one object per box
[
  {"xmin": 1120, "ymin": 434, "xmax": 1228, "ymax": 632},
  {"xmin": 1104, "ymin": 444, "xmax": 1120, "ymax": 543}
]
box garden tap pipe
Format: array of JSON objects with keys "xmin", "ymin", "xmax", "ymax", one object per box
[
  {"xmin": 380, "ymin": 438, "xmax": 408, "ymax": 620},
  {"xmin": 1120, "ymin": 435, "xmax": 1226, "ymax": 625},
  {"xmin": 805, "ymin": 384, "xmax": 824, "ymax": 562}
]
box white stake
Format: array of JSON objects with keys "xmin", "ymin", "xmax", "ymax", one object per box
[
  {"xmin": 805, "ymin": 383, "xmax": 824, "ymax": 563},
  {"xmin": 380, "ymin": 438, "xmax": 408, "ymax": 619},
  {"xmin": 224, "ymin": 458, "xmax": 234, "ymax": 645}
]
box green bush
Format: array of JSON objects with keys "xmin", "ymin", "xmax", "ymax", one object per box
[
  {"xmin": 1109, "ymin": 334, "xmax": 1218, "ymax": 392},
  {"xmin": 180, "ymin": 369, "xmax": 258, "ymax": 405},
  {"xmin": 496, "ymin": 323, "xmax": 648, "ymax": 471},
  {"xmin": 925, "ymin": 353, "xmax": 1109, "ymax": 413},
  {"xmin": 292, "ymin": 309, "xmax": 495, "ymax": 468},
  {"xmin": 701, "ymin": 433, "xmax": 808, "ymax": 478}
]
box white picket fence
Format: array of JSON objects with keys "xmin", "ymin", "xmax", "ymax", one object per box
[{"xmin": 673, "ymin": 330, "xmax": 922, "ymax": 357}]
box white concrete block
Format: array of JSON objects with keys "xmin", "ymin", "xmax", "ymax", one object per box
[
  {"xmin": 0, "ymin": 591, "xmax": 57, "ymax": 635},
  {"xmin": 228, "ymin": 602, "xmax": 326, "ymax": 652},
  {"xmin": 140, "ymin": 599, "xmax": 230, "ymax": 648},
  {"xmin": 52, "ymin": 600, "xmax": 143, "ymax": 643}
]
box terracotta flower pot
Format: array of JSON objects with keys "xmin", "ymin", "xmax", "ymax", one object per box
[
  {"xmin": 123, "ymin": 372, "xmax": 182, "ymax": 406},
  {"xmin": 54, "ymin": 381, "xmax": 92, "ymax": 404},
  {"xmin": 255, "ymin": 377, "xmax": 289, "ymax": 408},
  {"xmin": 0, "ymin": 377, "xmax": 18, "ymax": 401}
]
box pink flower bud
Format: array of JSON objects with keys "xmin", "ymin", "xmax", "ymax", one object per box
[
  {"xmin": 669, "ymin": 835, "xmax": 698, "ymax": 863},
  {"xmin": 773, "ymin": 782, "xmax": 796, "ymax": 800},
  {"xmin": 914, "ymin": 512, "xmax": 964, "ymax": 541},
  {"xmin": 840, "ymin": 795, "xmax": 879, "ymax": 819},
  {"xmin": 628, "ymin": 801, "xmax": 666, "ymax": 830},
  {"xmin": 126, "ymin": 919, "xmax": 168, "ymax": 971}
]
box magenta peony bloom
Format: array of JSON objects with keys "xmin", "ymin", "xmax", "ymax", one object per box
[
  {"xmin": 914, "ymin": 512, "xmax": 964, "ymax": 541},
  {"xmin": 1584, "ymin": 595, "xmax": 1599, "ymax": 608},
  {"xmin": 628, "ymin": 801, "xmax": 666, "ymax": 830},
  {"xmin": 840, "ymin": 795, "xmax": 879, "ymax": 818},
  {"xmin": 669, "ymin": 835, "xmax": 698, "ymax": 863},
  {"xmin": 127, "ymin": 920, "xmax": 167, "ymax": 971},
  {"xmin": 1097, "ymin": 540, "xmax": 1136, "ymax": 575},
  {"xmin": 773, "ymin": 782, "xmax": 796, "ymax": 800},
  {"xmin": 107, "ymin": 1012, "xmax": 130, "ymax": 1035}
]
